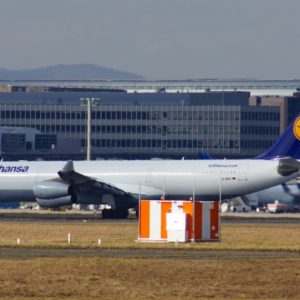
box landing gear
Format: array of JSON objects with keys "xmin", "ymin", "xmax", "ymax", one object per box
[
  {"xmin": 102, "ymin": 208, "xmax": 114, "ymax": 219},
  {"xmin": 101, "ymin": 208, "xmax": 129, "ymax": 219},
  {"xmin": 114, "ymin": 208, "xmax": 129, "ymax": 219}
]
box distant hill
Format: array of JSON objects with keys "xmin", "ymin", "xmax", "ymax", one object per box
[{"xmin": 0, "ymin": 64, "xmax": 144, "ymax": 80}]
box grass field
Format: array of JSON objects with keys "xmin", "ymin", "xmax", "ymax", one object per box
[
  {"xmin": 0, "ymin": 220, "xmax": 299, "ymax": 300},
  {"xmin": 0, "ymin": 221, "xmax": 299, "ymax": 251}
]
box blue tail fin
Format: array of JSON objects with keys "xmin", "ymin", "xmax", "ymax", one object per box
[
  {"xmin": 256, "ymin": 114, "xmax": 300, "ymax": 159},
  {"xmin": 198, "ymin": 152, "xmax": 212, "ymax": 160}
]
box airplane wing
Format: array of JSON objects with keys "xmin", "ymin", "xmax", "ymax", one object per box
[{"xmin": 58, "ymin": 160, "xmax": 129, "ymax": 197}]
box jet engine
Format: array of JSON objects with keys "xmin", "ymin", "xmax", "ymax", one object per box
[
  {"xmin": 33, "ymin": 181, "xmax": 73, "ymax": 199},
  {"xmin": 36, "ymin": 195, "xmax": 76, "ymax": 208},
  {"xmin": 33, "ymin": 181, "xmax": 76, "ymax": 208}
]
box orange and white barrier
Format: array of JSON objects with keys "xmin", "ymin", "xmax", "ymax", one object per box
[{"xmin": 138, "ymin": 200, "xmax": 220, "ymax": 242}]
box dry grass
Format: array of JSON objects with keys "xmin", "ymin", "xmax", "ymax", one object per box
[
  {"xmin": 0, "ymin": 221, "xmax": 300, "ymax": 299},
  {"xmin": 0, "ymin": 257, "xmax": 299, "ymax": 300},
  {"xmin": 0, "ymin": 221, "xmax": 299, "ymax": 251}
]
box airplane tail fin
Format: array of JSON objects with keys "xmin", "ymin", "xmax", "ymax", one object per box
[
  {"xmin": 256, "ymin": 113, "xmax": 300, "ymax": 160},
  {"xmin": 198, "ymin": 152, "xmax": 212, "ymax": 160}
]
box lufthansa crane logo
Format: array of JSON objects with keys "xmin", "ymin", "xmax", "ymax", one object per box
[{"xmin": 293, "ymin": 117, "xmax": 300, "ymax": 140}]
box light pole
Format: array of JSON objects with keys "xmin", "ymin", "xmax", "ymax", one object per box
[{"xmin": 80, "ymin": 97, "xmax": 100, "ymax": 160}]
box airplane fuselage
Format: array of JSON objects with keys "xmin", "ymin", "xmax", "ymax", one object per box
[{"xmin": 0, "ymin": 159, "xmax": 298, "ymax": 203}]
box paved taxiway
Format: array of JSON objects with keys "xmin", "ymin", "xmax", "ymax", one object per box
[
  {"xmin": 0, "ymin": 247, "xmax": 299, "ymax": 260},
  {"xmin": 1, "ymin": 209, "xmax": 300, "ymax": 223}
]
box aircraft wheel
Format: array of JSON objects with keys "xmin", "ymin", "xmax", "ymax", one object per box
[
  {"xmin": 114, "ymin": 208, "xmax": 129, "ymax": 219},
  {"xmin": 102, "ymin": 209, "xmax": 114, "ymax": 219}
]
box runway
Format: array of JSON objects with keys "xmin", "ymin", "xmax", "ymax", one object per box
[
  {"xmin": 1, "ymin": 247, "xmax": 299, "ymax": 260},
  {"xmin": 1, "ymin": 209, "xmax": 300, "ymax": 223}
]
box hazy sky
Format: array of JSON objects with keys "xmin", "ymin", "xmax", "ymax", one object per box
[{"xmin": 0, "ymin": 0, "xmax": 299, "ymax": 79}]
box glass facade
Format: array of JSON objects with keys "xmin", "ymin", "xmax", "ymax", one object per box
[
  {"xmin": 35, "ymin": 134, "xmax": 57, "ymax": 151},
  {"xmin": 0, "ymin": 103, "xmax": 281, "ymax": 158},
  {"xmin": 1, "ymin": 133, "xmax": 26, "ymax": 154}
]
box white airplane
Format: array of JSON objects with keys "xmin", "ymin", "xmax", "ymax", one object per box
[
  {"xmin": 245, "ymin": 182, "xmax": 300, "ymax": 208},
  {"xmin": 0, "ymin": 114, "xmax": 300, "ymax": 218}
]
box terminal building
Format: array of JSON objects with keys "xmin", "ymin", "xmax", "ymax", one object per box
[{"xmin": 0, "ymin": 86, "xmax": 298, "ymax": 160}]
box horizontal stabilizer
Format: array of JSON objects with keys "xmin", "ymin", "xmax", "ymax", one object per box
[{"xmin": 277, "ymin": 158, "xmax": 300, "ymax": 176}]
